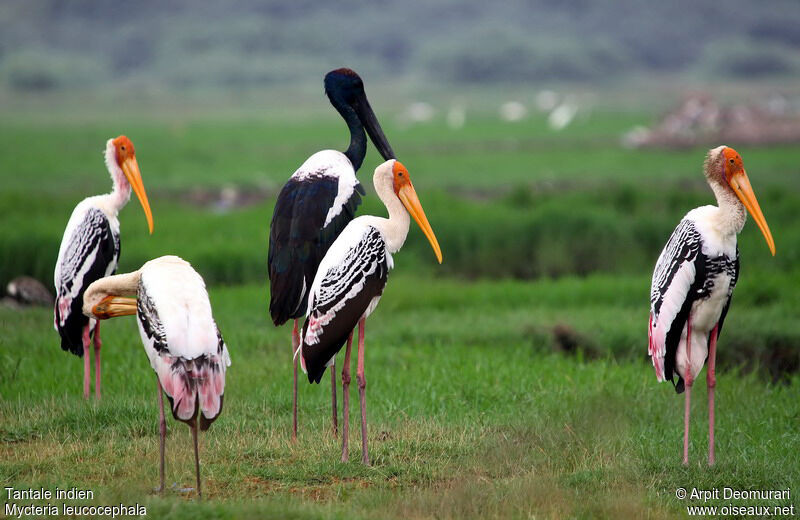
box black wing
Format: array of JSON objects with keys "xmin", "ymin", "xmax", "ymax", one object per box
[
  {"xmin": 650, "ymin": 219, "xmax": 707, "ymax": 393},
  {"xmin": 54, "ymin": 207, "xmax": 119, "ymax": 356},
  {"xmin": 301, "ymin": 226, "xmax": 389, "ymax": 384},
  {"xmin": 136, "ymin": 277, "xmax": 169, "ymax": 354},
  {"xmin": 715, "ymin": 246, "xmax": 740, "ymax": 341},
  {"xmin": 268, "ymin": 175, "xmax": 364, "ymax": 325}
]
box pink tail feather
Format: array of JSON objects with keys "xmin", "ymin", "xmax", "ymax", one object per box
[
  {"xmin": 155, "ymin": 353, "xmax": 226, "ymax": 426},
  {"xmin": 197, "ymin": 358, "xmax": 225, "ymax": 420}
]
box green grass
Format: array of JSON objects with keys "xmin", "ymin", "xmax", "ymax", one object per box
[
  {"xmin": 1, "ymin": 279, "xmax": 798, "ymax": 518},
  {"xmin": 1, "ymin": 97, "xmax": 799, "ymax": 518}
]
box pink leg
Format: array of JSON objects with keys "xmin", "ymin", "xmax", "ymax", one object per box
[
  {"xmin": 683, "ymin": 315, "xmax": 693, "ymax": 466},
  {"xmin": 356, "ymin": 318, "xmax": 369, "ymax": 465},
  {"xmin": 82, "ymin": 324, "xmax": 91, "ymax": 400},
  {"xmin": 292, "ymin": 319, "xmax": 299, "ymax": 443},
  {"xmin": 93, "ymin": 321, "xmax": 102, "ymax": 400},
  {"xmin": 191, "ymin": 416, "xmax": 201, "ymax": 499},
  {"xmin": 156, "ymin": 377, "xmax": 167, "ymax": 493},
  {"xmin": 341, "ymin": 331, "xmax": 353, "ymax": 462},
  {"xmin": 331, "ymin": 359, "xmax": 338, "ymax": 438},
  {"xmin": 707, "ymin": 324, "xmax": 718, "ymax": 466}
]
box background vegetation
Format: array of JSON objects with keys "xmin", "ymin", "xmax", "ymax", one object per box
[{"xmin": 2, "ymin": 0, "xmax": 800, "ymax": 92}]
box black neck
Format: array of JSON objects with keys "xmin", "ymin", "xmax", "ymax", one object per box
[
  {"xmin": 328, "ymin": 91, "xmax": 367, "ymax": 172},
  {"xmin": 340, "ymin": 105, "xmax": 366, "ymax": 172}
]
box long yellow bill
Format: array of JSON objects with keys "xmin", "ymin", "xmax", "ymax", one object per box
[
  {"xmin": 120, "ymin": 156, "xmax": 154, "ymax": 234},
  {"xmin": 93, "ymin": 295, "xmax": 137, "ymax": 319},
  {"xmin": 397, "ymin": 183, "xmax": 443, "ymax": 264},
  {"xmin": 730, "ymin": 170, "xmax": 775, "ymax": 256}
]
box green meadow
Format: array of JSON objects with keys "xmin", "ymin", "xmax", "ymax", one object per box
[{"xmin": 1, "ymin": 92, "xmax": 799, "ymax": 518}]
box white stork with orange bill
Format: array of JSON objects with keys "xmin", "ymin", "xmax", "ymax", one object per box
[
  {"xmin": 648, "ymin": 146, "xmax": 775, "ymax": 466},
  {"xmin": 54, "ymin": 135, "xmax": 153, "ymax": 400},
  {"xmin": 298, "ymin": 159, "xmax": 442, "ymax": 465},
  {"xmin": 82, "ymin": 255, "xmax": 230, "ymax": 497}
]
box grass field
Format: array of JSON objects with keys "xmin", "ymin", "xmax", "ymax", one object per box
[{"xmin": 1, "ymin": 93, "xmax": 799, "ymax": 518}]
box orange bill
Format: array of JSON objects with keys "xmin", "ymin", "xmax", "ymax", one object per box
[
  {"xmin": 729, "ymin": 170, "xmax": 775, "ymax": 255},
  {"xmin": 92, "ymin": 295, "xmax": 137, "ymax": 319},
  {"xmin": 397, "ymin": 183, "xmax": 443, "ymax": 264},
  {"xmin": 120, "ymin": 156, "xmax": 154, "ymax": 234}
]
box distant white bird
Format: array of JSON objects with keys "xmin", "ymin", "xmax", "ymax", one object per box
[
  {"xmin": 54, "ymin": 135, "xmax": 153, "ymax": 400},
  {"xmin": 535, "ymin": 90, "xmax": 559, "ymax": 112},
  {"xmin": 499, "ymin": 101, "xmax": 527, "ymax": 122},
  {"xmin": 548, "ymin": 101, "xmax": 578, "ymax": 131},
  {"xmin": 446, "ymin": 105, "xmax": 466, "ymax": 129},
  {"xmin": 401, "ymin": 102, "xmax": 436, "ymax": 125},
  {"xmin": 648, "ymin": 146, "xmax": 775, "ymax": 466},
  {"xmin": 83, "ymin": 256, "xmax": 230, "ymax": 497},
  {"xmin": 298, "ymin": 159, "xmax": 442, "ymax": 465}
]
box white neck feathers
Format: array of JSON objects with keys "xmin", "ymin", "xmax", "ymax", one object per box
[
  {"xmin": 371, "ymin": 161, "xmax": 410, "ymax": 254},
  {"xmin": 709, "ymin": 180, "xmax": 746, "ymax": 235},
  {"xmin": 103, "ymin": 140, "xmax": 131, "ymax": 213}
]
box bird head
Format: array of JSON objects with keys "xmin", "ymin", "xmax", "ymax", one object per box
[
  {"xmin": 109, "ymin": 135, "xmax": 154, "ymax": 234},
  {"xmin": 384, "ymin": 160, "xmax": 442, "ymax": 263},
  {"xmin": 324, "ymin": 68, "xmax": 366, "ymax": 105},
  {"xmin": 82, "ymin": 277, "xmax": 137, "ymax": 320},
  {"xmin": 705, "ymin": 146, "xmax": 775, "ymax": 255},
  {"xmin": 324, "ymin": 68, "xmax": 395, "ymax": 161}
]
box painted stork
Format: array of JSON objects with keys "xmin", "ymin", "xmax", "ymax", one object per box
[
  {"xmin": 82, "ymin": 255, "xmax": 230, "ymax": 497},
  {"xmin": 298, "ymin": 159, "xmax": 442, "ymax": 464},
  {"xmin": 54, "ymin": 135, "xmax": 153, "ymax": 400},
  {"xmin": 268, "ymin": 68, "xmax": 395, "ymax": 441},
  {"xmin": 648, "ymin": 146, "xmax": 775, "ymax": 466}
]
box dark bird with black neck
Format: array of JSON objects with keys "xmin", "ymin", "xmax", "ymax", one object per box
[{"xmin": 267, "ymin": 68, "xmax": 395, "ymax": 442}]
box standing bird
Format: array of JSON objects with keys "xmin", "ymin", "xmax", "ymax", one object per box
[
  {"xmin": 268, "ymin": 68, "xmax": 395, "ymax": 441},
  {"xmin": 648, "ymin": 146, "xmax": 775, "ymax": 466},
  {"xmin": 54, "ymin": 136, "xmax": 153, "ymax": 400},
  {"xmin": 82, "ymin": 256, "xmax": 230, "ymax": 497},
  {"xmin": 299, "ymin": 159, "xmax": 442, "ymax": 464}
]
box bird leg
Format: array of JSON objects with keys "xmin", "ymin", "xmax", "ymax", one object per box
[
  {"xmin": 707, "ymin": 324, "xmax": 718, "ymax": 466},
  {"xmin": 93, "ymin": 321, "xmax": 102, "ymax": 400},
  {"xmin": 292, "ymin": 319, "xmax": 299, "ymax": 443},
  {"xmin": 82, "ymin": 324, "xmax": 91, "ymax": 400},
  {"xmin": 356, "ymin": 317, "xmax": 369, "ymax": 466},
  {"xmin": 331, "ymin": 359, "xmax": 338, "ymax": 438},
  {"xmin": 341, "ymin": 331, "xmax": 353, "ymax": 462},
  {"xmin": 156, "ymin": 377, "xmax": 166, "ymax": 493},
  {"xmin": 683, "ymin": 315, "xmax": 693, "ymax": 466},
  {"xmin": 191, "ymin": 415, "xmax": 201, "ymax": 499}
]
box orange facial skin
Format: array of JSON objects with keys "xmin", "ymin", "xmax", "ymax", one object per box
[
  {"xmin": 391, "ymin": 160, "xmax": 442, "ymax": 264},
  {"xmin": 721, "ymin": 147, "xmax": 775, "ymax": 256}
]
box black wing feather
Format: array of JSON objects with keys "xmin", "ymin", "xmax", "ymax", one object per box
[
  {"xmin": 652, "ymin": 220, "xmax": 706, "ymax": 393},
  {"xmin": 715, "ymin": 246, "xmax": 740, "ymax": 340},
  {"xmin": 54, "ymin": 208, "xmax": 119, "ymax": 356},
  {"xmin": 665, "ymin": 249, "xmax": 707, "ymax": 394},
  {"xmin": 268, "ymin": 176, "xmax": 363, "ymax": 325},
  {"xmin": 136, "ymin": 278, "xmax": 169, "ymax": 354},
  {"xmin": 659, "ymin": 222, "xmax": 739, "ymax": 394},
  {"xmin": 301, "ymin": 226, "xmax": 388, "ymax": 383}
]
